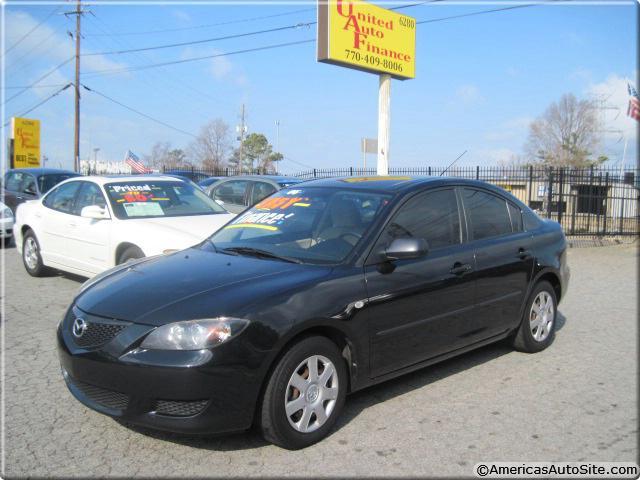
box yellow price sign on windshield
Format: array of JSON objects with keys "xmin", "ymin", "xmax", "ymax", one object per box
[{"xmin": 317, "ymin": 0, "xmax": 416, "ymax": 80}]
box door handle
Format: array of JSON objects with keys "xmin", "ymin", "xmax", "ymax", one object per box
[
  {"xmin": 450, "ymin": 262, "xmax": 472, "ymax": 275},
  {"xmin": 517, "ymin": 248, "xmax": 532, "ymax": 260},
  {"xmin": 68, "ymin": 223, "xmax": 77, "ymax": 228}
]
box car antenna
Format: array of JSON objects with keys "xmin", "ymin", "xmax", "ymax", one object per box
[{"xmin": 439, "ymin": 150, "xmax": 467, "ymax": 176}]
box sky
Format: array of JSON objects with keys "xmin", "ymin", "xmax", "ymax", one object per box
[{"xmin": 2, "ymin": 0, "xmax": 639, "ymax": 174}]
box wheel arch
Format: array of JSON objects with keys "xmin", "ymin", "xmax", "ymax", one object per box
[
  {"xmin": 534, "ymin": 269, "xmax": 562, "ymax": 302},
  {"xmin": 251, "ymin": 322, "xmax": 358, "ymax": 426},
  {"xmin": 114, "ymin": 242, "xmax": 144, "ymax": 265}
]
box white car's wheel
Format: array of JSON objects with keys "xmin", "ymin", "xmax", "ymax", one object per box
[{"xmin": 22, "ymin": 230, "xmax": 50, "ymax": 277}]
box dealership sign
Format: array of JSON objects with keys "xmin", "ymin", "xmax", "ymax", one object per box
[
  {"xmin": 11, "ymin": 117, "xmax": 41, "ymax": 168},
  {"xmin": 317, "ymin": 0, "xmax": 416, "ymax": 80}
]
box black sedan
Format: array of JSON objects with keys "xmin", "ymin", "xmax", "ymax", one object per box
[
  {"xmin": 3, "ymin": 167, "xmax": 80, "ymax": 214},
  {"xmin": 58, "ymin": 176, "xmax": 569, "ymax": 449}
]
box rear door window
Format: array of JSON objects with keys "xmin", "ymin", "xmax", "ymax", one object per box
[
  {"xmin": 250, "ymin": 181, "xmax": 277, "ymax": 205},
  {"xmin": 213, "ymin": 180, "xmax": 249, "ymax": 206},
  {"xmin": 508, "ymin": 202, "xmax": 523, "ymax": 233},
  {"xmin": 462, "ymin": 188, "xmax": 512, "ymax": 240}
]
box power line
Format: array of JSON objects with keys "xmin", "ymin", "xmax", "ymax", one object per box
[
  {"xmin": 3, "ymin": 83, "xmax": 72, "ymax": 127},
  {"xmin": 81, "ymin": 0, "xmax": 559, "ymax": 78},
  {"xmin": 82, "ymin": 39, "xmax": 315, "ymax": 78},
  {"xmin": 3, "ymin": 57, "xmax": 74, "ymax": 105},
  {"xmin": 81, "ymin": 84, "xmax": 197, "ymax": 139},
  {"xmin": 84, "ymin": 7, "xmax": 316, "ymax": 37},
  {"xmin": 3, "ymin": 83, "xmax": 70, "ymax": 90},
  {"xmin": 83, "ymin": 22, "xmax": 314, "ymax": 56},
  {"xmin": 3, "ymin": 6, "xmax": 61, "ymax": 56},
  {"xmin": 6, "ymin": 29, "xmax": 59, "ymax": 70},
  {"xmin": 416, "ymin": 1, "xmax": 555, "ymax": 24},
  {"xmin": 83, "ymin": 1, "xmax": 436, "ymax": 57}
]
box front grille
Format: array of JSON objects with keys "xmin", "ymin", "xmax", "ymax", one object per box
[
  {"xmin": 72, "ymin": 321, "xmax": 126, "ymax": 348},
  {"xmin": 69, "ymin": 376, "xmax": 129, "ymax": 411},
  {"xmin": 154, "ymin": 399, "xmax": 209, "ymax": 417}
]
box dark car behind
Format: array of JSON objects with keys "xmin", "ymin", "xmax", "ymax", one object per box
[{"xmin": 3, "ymin": 168, "xmax": 80, "ymax": 214}]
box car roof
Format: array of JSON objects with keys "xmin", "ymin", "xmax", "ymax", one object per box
[
  {"xmin": 215, "ymin": 175, "xmax": 302, "ymax": 183},
  {"xmin": 63, "ymin": 175, "xmax": 188, "ymax": 186},
  {"xmin": 295, "ymin": 176, "xmax": 517, "ymax": 195},
  {"xmin": 6, "ymin": 168, "xmax": 78, "ymax": 175}
]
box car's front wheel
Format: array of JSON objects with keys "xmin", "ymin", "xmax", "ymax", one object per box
[
  {"xmin": 260, "ymin": 336, "xmax": 347, "ymax": 449},
  {"xmin": 512, "ymin": 280, "xmax": 557, "ymax": 353},
  {"xmin": 117, "ymin": 245, "xmax": 144, "ymax": 264},
  {"xmin": 22, "ymin": 230, "xmax": 49, "ymax": 277}
]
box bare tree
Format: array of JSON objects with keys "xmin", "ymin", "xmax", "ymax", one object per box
[
  {"xmin": 144, "ymin": 142, "xmax": 189, "ymax": 170},
  {"xmin": 189, "ymin": 119, "xmax": 231, "ymax": 171},
  {"xmin": 524, "ymin": 93, "xmax": 606, "ymax": 167}
]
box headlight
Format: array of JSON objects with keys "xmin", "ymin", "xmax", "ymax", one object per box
[
  {"xmin": 1, "ymin": 207, "xmax": 12, "ymax": 219},
  {"xmin": 140, "ymin": 317, "xmax": 249, "ymax": 350}
]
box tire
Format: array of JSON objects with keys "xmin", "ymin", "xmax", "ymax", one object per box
[
  {"xmin": 260, "ymin": 336, "xmax": 347, "ymax": 450},
  {"xmin": 512, "ymin": 280, "xmax": 557, "ymax": 353},
  {"xmin": 22, "ymin": 230, "xmax": 49, "ymax": 277},
  {"xmin": 117, "ymin": 245, "xmax": 144, "ymax": 264}
]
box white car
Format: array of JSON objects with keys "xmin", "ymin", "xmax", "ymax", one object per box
[
  {"xmin": 14, "ymin": 175, "xmax": 236, "ymax": 277},
  {"xmin": 1, "ymin": 201, "xmax": 14, "ymax": 245}
]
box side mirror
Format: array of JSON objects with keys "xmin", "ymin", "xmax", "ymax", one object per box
[
  {"xmin": 214, "ymin": 199, "xmax": 225, "ymax": 206},
  {"xmin": 384, "ymin": 237, "xmax": 428, "ymax": 261},
  {"xmin": 81, "ymin": 205, "xmax": 110, "ymax": 220},
  {"xmin": 23, "ymin": 187, "xmax": 37, "ymax": 196}
]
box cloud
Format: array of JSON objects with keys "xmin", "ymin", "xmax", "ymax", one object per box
[
  {"xmin": 506, "ymin": 67, "xmax": 519, "ymax": 78},
  {"xmin": 453, "ymin": 84, "xmax": 484, "ymax": 106},
  {"xmin": 586, "ymin": 73, "xmax": 638, "ymax": 142},
  {"xmin": 484, "ymin": 116, "xmax": 533, "ymax": 142},
  {"xmin": 181, "ymin": 46, "xmax": 249, "ymax": 86},
  {"xmin": 172, "ymin": 9, "xmax": 191, "ymax": 23},
  {"xmin": 5, "ymin": 10, "xmax": 127, "ymax": 76}
]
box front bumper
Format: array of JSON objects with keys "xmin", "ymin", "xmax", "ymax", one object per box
[
  {"xmin": 0, "ymin": 218, "xmax": 13, "ymax": 239},
  {"xmin": 57, "ymin": 306, "xmax": 266, "ymax": 435}
]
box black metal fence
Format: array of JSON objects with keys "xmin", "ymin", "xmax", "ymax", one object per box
[
  {"xmin": 294, "ymin": 166, "xmax": 640, "ymax": 237},
  {"xmin": 91, "ymin": 164, "xmax": 639, "ymax": 237}
]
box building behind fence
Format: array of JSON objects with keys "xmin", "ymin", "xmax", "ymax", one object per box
[{"xmin": 84, "ymin": 163, "xmax": 639, "ymax": 237}]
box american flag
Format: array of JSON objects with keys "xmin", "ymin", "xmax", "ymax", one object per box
[
  {"xmin": 124, "ymin": 150, "xmax": 150, "ymax": 174},
  {"xmin": 628, "ymin": 83, "xmax": 640, "ymax": 121}
]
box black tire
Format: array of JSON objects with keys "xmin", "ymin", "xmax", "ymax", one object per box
[
  {"xmin": 22, "ymin": 230, "xmax": 50, "ymax": 277},
  {"xmin": 117, "ymin": 245, "xmax": 144, "ymax": 264},
  {"xmin": 512, "ymin": 280, "xmax": 557, "ymax": 353},
  {"xmin": 260, "ymin": 336, "xmax": 347, "ymax": 450}
]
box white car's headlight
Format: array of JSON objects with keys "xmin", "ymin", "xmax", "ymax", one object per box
[
  {"xmin": 1, "ymin": 207, "xmax": 13, "ymax": 219},
  {"xmin": 140, "ymin": 317, "xmax": 249, "ymax": 351}
]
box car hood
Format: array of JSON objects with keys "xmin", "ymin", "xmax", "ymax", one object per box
[
  {"xmin": 124, "ymin": 213, "xmax": 235, "ymax": 244},
  {"xmin": 76, "ymin": 246, "xmax": 332, "ymax": 325}
]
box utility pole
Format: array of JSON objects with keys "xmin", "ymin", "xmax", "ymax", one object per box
[
  {"xmin": 236, "ymin": 104, "xmax": 246, "ymax": 174},
  {"xmin": 65, "ymin": 0, "xmax": 83, "ymax": 173}
]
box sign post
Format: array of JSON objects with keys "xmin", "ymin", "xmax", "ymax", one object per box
[
  {"xmin": 377, "ymin": 73, "xmax": 391, "ymax": 175},
  {"xmin": 317, "ymin": 0, "xmax": 416, "ymax": 175}
]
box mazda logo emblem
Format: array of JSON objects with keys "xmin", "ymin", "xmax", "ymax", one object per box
[{"xmin": 72, "ymin": 317, "xmax": 88, "ymax": 338}]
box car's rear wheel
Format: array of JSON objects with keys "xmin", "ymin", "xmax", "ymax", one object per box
[
  {"xmin": 260, "ymin": 336, "xmax": 347, "ymax": 450},
  {"xmin": 512, "ymin": 280, "xmax": 557, "ymax": 353},
  {"xmin": 22, "ymin": 230, "xmax": 49, "ymax": 277},
  {"xmin": 117, "ymin": 245, "xmax": 144, "ymax": 264}
]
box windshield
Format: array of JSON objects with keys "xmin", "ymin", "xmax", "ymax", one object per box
[
  {"xmin": 209, "ymin": 187, "xmax": 392, "ymax": 264},
  {"xmin": 38, "ymin": 173, "xmax": 79, "ymax": 194},
  {"xmin": 105, "ymin": 181, "xmax": 227, "ymax": 220}
]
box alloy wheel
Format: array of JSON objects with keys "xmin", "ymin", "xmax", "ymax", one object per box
[
  {"xmin": 529, "ymin": 291, "xmax": 554, "ymax": 342},
  {"xmin": 24, "ymin": 237, "xmax": 39, "ymax": 270},
  {"xmin": 284, "ymin": 354, "xmax": 339, "ymax": 433}
]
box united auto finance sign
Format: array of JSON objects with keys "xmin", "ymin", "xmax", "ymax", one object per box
[{"xmin": 317, "ymin": 0, "xmax": 416, "ymax": 80}]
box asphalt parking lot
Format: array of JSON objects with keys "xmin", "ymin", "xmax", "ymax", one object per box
[{"xmin": 2, "ymin": 241, "xmax": 638, "ymax": 477}]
